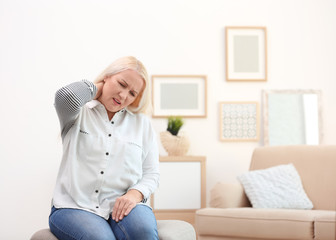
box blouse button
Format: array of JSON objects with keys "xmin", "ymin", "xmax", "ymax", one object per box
[
  {"xmin": 106, "ymin": 152, "xmax": 109, "ymax": 156},
  {"xmin": 100, "ymin": 171, "xmax": 104, "ymax": 174},
  {"xmin": 108, "ymin": 134, "xmax": 111, "ymax": 137}
]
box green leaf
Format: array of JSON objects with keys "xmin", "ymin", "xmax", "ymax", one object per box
[{"xmin": 166, "ymin": 116, "xmax": 184, "ymax": 136}]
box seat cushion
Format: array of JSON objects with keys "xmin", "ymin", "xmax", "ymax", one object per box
[
  {"xmin": 196, "ymin": 208, "xmax": 326, "ymax": 240},
  {"xmin": 30, "ymin": 220, "xmax": 196, "ymax": 240},
  {"xmin": 157, "ymin": 220, "xmax": 196, "ymax": 240},
  {"xmin": 30, "ymin": 229, "xmax": 58, "ymax": 240}
]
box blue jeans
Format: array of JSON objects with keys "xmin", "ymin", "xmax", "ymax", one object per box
[{"xmin": 49, "ymin": 205, "xmax": 159, "ymax": 240}]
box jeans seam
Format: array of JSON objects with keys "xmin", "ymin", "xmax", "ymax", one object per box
[
  {"xmin": 49, "ymin": 214, "xmax": 79, "ymax": 240},
  {"xmin": 117, "ymin": 222, "xmax": 130, "ymax": 240}
]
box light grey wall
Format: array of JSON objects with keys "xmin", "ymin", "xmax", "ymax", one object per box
[{"xmin": 1, "ymin": 0, "xmax": 335, "ymax": 239}]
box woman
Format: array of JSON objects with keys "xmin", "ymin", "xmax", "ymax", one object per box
[{"xmin": 49, "ymin": 56, "xmax": 160, "ymax": 240}]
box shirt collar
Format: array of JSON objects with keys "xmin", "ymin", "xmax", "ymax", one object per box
[{"xmin": 86, "ymin": 100, "xmax": 134, "ymax": 115}]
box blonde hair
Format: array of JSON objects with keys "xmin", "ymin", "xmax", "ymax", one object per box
[{"xmin": 94, "ymin": 56, "xmax": 151, "ymax": 114}]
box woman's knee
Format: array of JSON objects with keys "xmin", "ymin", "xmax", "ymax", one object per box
[
  {"xmin": 113, "ymin": 221, "xmax": 158, "ymax": 240},
  {"xmin": 137, "ymin": 222, "xmax": 158, "ymax": 239},
  {"xmin": 111, "ymin": 205, "xmax": 159, "ymax": 240}
]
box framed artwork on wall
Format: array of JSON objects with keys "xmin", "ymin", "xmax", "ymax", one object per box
[
  {"xmin": 262, "ymin": 89, "xmax": 323, "ymax": 146},
  {"xmin": 219, "ymin": 102, "xmax": 259, "ymax": 141},
  {"xmin": 152, "ymin": 75, "xmax": 207, "ymax": 118},
  {"xmin": 226, "ymin": 26, "xmax": 267, "ymax": 81}
]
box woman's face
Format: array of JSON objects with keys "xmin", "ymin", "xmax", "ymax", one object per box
[{"xmin": 98, "ymin": 69, "xmax": 144, "ymax": 119}]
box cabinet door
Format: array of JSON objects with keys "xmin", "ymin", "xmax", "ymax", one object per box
[{"xmin": 153, "ymin": 161, "xmax": 202, "ymax": 210}]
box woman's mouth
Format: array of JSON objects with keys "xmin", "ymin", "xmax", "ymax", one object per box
[{"xmin": 113, "ymin": 98, "xmax": 121, "ymax": 105}]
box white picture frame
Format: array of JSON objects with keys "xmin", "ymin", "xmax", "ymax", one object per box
[
  {"xmin": 152, "ymin": 75, "xmax": 207, "ymax": 118},
  {"xmin": 226, "ymin": 26, "xmax": 267, "ymax": 81},
  {"xmin": 219, "ymin": 101, "xmax": 260, "ymax": 141},
  {"xmin": 262, "ymin": 89, "xmax": 323, "ymax": 146}
]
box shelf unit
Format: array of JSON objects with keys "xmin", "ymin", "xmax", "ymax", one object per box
[{"xmin": 150, "ymin": 155, "xmax": 206, "ymax": 225}]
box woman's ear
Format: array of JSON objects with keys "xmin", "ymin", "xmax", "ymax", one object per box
[{"xmin": 130, "ymin": 89, "xmax": 144, "ymax": 108}]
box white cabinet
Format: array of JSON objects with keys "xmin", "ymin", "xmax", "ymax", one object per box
[{"xmin": 151, "ymin": 156, "xmax": 206, "ymax": 225}]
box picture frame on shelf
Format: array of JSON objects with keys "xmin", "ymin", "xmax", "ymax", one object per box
[
  {"xmin": 219, "ymin": 102, "xmax": 259, "ymax": 141},
  {"xmin": 152, "ymin": 75, "xmax": 207, "ymax": 118},
  {"xmin": 226, "ymin": 26, "xmax": 267, "ymax": 81}
]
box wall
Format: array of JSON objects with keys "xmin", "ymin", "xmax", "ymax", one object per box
[{"xmin": 0, "ymin": 0, "xmax": 335, "ymax": 239}]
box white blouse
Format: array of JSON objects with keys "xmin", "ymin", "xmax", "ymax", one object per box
[{"xmin": 52, "ymin": 80, "xmax": 160, "ymax": 220}]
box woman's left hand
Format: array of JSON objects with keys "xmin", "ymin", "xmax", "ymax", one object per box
[{"xmin": 112, "ymin": 189, "xmax": 143, "ymax": 222}]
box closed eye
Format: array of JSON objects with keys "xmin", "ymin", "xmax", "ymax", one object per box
[
  {"xmin": 119, "ymin": 79, "xmax": 138, "ymax": 97},
  {"xmin": 119, "ymin": 82, "xmax": 126, "ymax": 88}
]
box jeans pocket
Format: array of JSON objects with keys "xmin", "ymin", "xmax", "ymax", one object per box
[{"xmin": 49, "ymin": 206, "xmax": 57, "ymax": 218}]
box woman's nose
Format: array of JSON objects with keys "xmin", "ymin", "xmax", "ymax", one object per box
[{"xmin": 119, "ymin": 89, "xmax": 127, "ymax": 99}]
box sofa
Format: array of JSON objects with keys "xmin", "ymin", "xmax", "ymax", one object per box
[{"xmin": 196, "ymin": 145, "xmax": 336, "ymax": 240}]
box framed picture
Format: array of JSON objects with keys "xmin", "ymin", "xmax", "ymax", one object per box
[
  {"xmin": 226, "ymin": 26, "xmax": 267, "ymax": 81},
  {"xmin": 262, "ymin": 89, "xmax": 323, "ymax": 146},
  {"xmin": 219, "ymin": 102, "xmax": 259, "ymax": 141},
  {"xmin": 152, "ymin": 75, "xmax": 207, "ymax": 118}
]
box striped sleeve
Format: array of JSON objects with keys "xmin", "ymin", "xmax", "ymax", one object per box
[{"xmin": 54, "ymin": 80, "xmax": 97, "ymax": 138}]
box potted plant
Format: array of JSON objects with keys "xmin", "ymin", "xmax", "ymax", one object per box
[{"xmin": 160, "ymin": 116, "xmax": 190, "ymax": 156}]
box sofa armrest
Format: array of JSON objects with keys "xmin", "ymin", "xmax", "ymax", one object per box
[{"xmin": 209, "ymin": 182, "xmax": 251, "ymax": 208}]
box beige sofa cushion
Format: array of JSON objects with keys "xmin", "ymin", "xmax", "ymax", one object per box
[
  {"xmin": 314, "ymin": 211, "xmax": 336, "ymax": 240},
  {"xmin": 210, "ymin": 182, "xmax": 250, "ymax": 208},
  {"xmin": 196, "ymin": 208, "xmax": 328, "ymax": 240}
]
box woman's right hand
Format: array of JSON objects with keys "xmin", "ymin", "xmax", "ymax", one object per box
[{"xmin": 94, "ymin": 82, "xmax": 104, "ymax": 100}]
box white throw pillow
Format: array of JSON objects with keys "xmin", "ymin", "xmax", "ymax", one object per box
[{"xmin": 238, "ymin": 164, "xmax": 313, "ymax": 209}]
